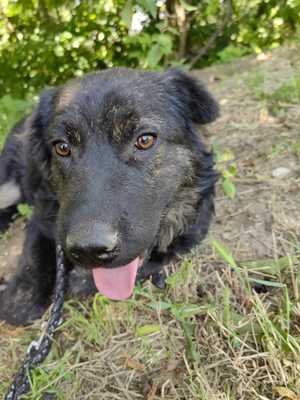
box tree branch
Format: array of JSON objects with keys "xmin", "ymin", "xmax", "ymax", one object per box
[{"xmin": 189, "ymin": 0, "xmax": 233, "ymax": 68}]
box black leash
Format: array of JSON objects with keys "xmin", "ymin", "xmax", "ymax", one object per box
[{"xmin": 5, "ymin": 244, "xmax": 67, "ymax": 400}]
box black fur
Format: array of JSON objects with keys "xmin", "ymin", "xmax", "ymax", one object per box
[{"xmin": 0, "ymin": 68, "xmax": 219, "ymax": 325}]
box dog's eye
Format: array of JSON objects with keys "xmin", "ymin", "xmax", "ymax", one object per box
[
  {"xmin": 54, "ymin": 142, "xmax": 71, "ymax": 157},
  {"xmin": 135, "ymin": 134, "xmax": 156, "ymax": 151}
]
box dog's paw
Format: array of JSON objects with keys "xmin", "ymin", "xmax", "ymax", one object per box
[
  {"xmin": 151, "ymin": 271, "xmax": 166, "ymax": 290},
  {"xmin": 136, "ymin": 262, "xmax": 167, "ymax": 290},
  {"xmin": 0, "ymin": 286, "xmax": 49, "ymax": 326}
]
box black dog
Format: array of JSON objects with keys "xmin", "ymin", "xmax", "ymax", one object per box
[{"xmin": 0, "ymin": 68, "xmax": 218, "ymax": 325}]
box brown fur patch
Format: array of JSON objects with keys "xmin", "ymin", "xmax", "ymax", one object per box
[
  {"xmin": 16, "ymin": 115, "xmax": 33, "ymax": 144},
  {"xmin": 57, "ymin": 83, "xmax": 81, "ymax": 110}
]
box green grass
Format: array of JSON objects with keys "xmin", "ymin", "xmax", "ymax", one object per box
[
  {"xmin": 271, "ymin": 74, "xmax": 300, "ymax": 105},
  {"xmin": 245, "ymin": 70, "xmax": 300, "ymax": 115},
  {"xmin": 17, "ymin": 204, "xmax": 33, "ymax": 220},
  {"xmin": 214, "ymin": 147, "xmax": 238, "ymax": 199},
  {"xmin": 1, "ymin": 244, "xmax": 300, "ymax": 399},
  {"xmin": 245, "ymin": 71, "xmax": 266, "ymax": 100}
]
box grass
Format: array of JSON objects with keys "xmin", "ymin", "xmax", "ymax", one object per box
[
  {"xmin": 245, "ymin": 69, "xmax": 300, "ymax": 116},
  {"xmin": 213, "ymin": 148, "xmax": 238, "ymax": 199},
  {"xmin": 245, "ymin": 71, "xmax": 266, "ymax": 100},
  {"xmin": 271, "ymin": 74, "xmax": 300, "ymax": 105},
  {"xmin": 1, "ymin": 243, "xmax": 300, "ymax": 399},
  {"xmin": 17, "ymin": 204, "xmax": 33, "ymax": 220}
]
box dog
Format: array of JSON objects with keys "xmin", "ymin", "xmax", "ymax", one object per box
[{"xmin": 0, "ymin": 68, "xmax": 219, "ymax": 325}]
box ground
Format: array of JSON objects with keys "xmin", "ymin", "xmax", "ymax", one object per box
[{"xmin": 0, "ymin": 44, "xmax": 300, "ymax": 400}]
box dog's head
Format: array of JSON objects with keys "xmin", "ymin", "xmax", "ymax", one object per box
[{"xmin": 30, "ymin": 68, "xmax": 218, "ymax": 299}]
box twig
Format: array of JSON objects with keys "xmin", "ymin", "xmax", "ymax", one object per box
[{"xmin": 189, "ymin": 0, "xmax": 233, "ymax": 68}]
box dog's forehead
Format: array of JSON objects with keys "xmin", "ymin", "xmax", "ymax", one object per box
[
  {"xmin": 56, "ymin": 82, "xmax": 81, "ymax": 110},
  {"xmin": 60, "ymin": 71, "xmax": 166, "ymax": 109},
  {"xmin": 55, "ymin": 71, "xmax": 174, "ymax": 140}
]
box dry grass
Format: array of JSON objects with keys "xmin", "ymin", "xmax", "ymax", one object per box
[{"xmin": 1, "ymin": 44, "xmax": 300, "ymax": 399}]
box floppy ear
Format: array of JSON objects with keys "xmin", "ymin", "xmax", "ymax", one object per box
[
  {"xmin": 31, "ymin": 88, "xmax": 57, "ymax": 133},
  {"xmin": 26, "ymin": 88, "xmax": 58, "ymax": 183},
  {"xmin": 164, "ymin": 69, "xmax": 219, "ymax": 124}
]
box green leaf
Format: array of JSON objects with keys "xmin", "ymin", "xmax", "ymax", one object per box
[
  {"xmin": 17, "ymin": 203, "xmax": 33, "ymax": 219},
  {"xmin": 121, "ymin": 0, "xmax": 133, "ymax": 28},
  {"xmin": 171, "ymin": 304, "xmax": 208, "ymax": 319},
  {"xmin": 180, "ymin": 319, "xmax": 200, "ymax": 362},
  {"xmin": 247, "ymin": 277, "xmax": 286, "ymax": 288},
  {"xmin": 215, "ymin": 148, "xmax": 235, "ymax": 163},
  {"xmin": 136, "ymin": 324, "xmax": 160, "ymax": 336},
  {"xmin": 212, "ymin": 240, "xmax": 237, "ymax": 269},
  {"xmin": 148, "ymin": 301, "xmax": 172, "ymax": 311},
  {"xmin": 146, "ymin": 44, "xmax": 164, "ymax": 68},
  {"xmin": 227, "ymin": 164, "xmax": 238, "ymax": 177},
  {"xmin": 137, "ymin": 0, "xmax": 157, "ymax": 18},
  {"xmin": 156, "ymin": 34, "xmax": 173, "ymax": 54},
  {"xmin": 222, "ymin": 177, "xmax": 236, "ymax": 199},
  {"xmin": 240, "ymin": 256, "xmax": 298, "ymax": 275},
  {"xmin": 166, "ymin": 259, "xmax": 193, "ymax": 288},
  {"xmin": 179, "ymin": 0, "xmax": 198, "ymax": 12}
]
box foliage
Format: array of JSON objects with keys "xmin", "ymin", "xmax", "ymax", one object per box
[
  {"xmin": 271, "ymin": 73, "xmax": 300, "ymax": 104},
  {"xmin": 0, "ymin": 0, "xmax": 299, "ymax": 97},
  {"xmin": 214, "ymin": 148, "xmax": 238, "ymax": 199},
  {"xmin": 0, "ymin": 95, "xmax": 33, "ymax": 148},
  {"xmin": 17, "ymin": 203, "xmax": 33, "ymax": 219},
  {"xmin": 0, "ymin": 0, "xmax": 129, "ymax": 97}
]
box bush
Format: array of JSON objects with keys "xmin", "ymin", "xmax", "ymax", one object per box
[
  {"xmin": 0, "ymin": 95, "xmax": 33, "ymax": 148},
  {"xmin": 0, "ymin": 0, "xmax": 299, "ymax": 98}
]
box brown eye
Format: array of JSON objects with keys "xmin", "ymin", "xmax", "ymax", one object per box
[
  {"xmin": 135, "ymin": 134, "xmax": 156, "ymax": 150},
  {"xmin": 54, "ymin": 142, "xmax": 71, "ymax": 157}
]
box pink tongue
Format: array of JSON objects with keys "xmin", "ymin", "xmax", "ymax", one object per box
[{"xmin": 92, "ymin": 257, "xmax": 142, "ymax": 300}]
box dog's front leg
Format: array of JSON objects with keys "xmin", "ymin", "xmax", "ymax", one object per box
[
  {"xmin": 0, "ymin": 216, "xmax": 56, "ymax": 325},
  {"xmin": 137, "ymin": 258, "xmax": 167, "ymax": 289}
]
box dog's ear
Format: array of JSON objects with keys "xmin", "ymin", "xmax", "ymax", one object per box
[
  {"xmin": 27, "ymin": 88, "xmax": 58, "ymax": 179},
  {"xmin": 31, "ymin": 88, "xmax": 57, "ymax": 132},
  {"xmin": 163, "ymin": 69, "xmax": 219, "ymax": 124}
]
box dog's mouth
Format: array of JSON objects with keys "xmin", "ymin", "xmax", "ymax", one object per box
[{"xmin": 92, "ymin": 257, "xmax": 144, "ymax": 300}]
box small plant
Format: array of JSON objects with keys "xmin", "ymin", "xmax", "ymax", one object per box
[
  {"xmin": 17, "ymin": 203, "xmax": 33, "ymax": 220},
  {"xmin": 271, "ymin": 73, "xmax": 300, "ymax": 105},
  {"xmin": 246, "ymin": 71, "xmax": 300, "ymax": 115},
  {"xmin": 217, "ymin": 45, "xmax": 250, "ymax": 64},
  {"xmin": 214, "ymin": 148, "xmax": 238, "ymax": 199},
  {"xmin": 245, "ymin": 71, "xmax": 266, "ymax": 100}
]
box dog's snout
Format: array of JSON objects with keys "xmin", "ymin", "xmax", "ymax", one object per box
[{"xmin": 66, "ymin": 222, "xmax": 119, "ymax": 266}]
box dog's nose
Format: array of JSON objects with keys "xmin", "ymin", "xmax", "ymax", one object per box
[{"xmin": 66, "ymin": 222, "xmax": 119, "ymax": 265}]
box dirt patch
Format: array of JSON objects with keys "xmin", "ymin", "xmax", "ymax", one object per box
[{"xmin": 193, "ymin": 43, "xmax": 300, "ymax": 263}]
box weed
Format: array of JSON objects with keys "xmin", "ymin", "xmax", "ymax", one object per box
[
  {"xmin": 271, "ymin": 74, "xmax": 300, "ymax": 105},
  {"xmin": 245, "ymin": 71, "xmax": 266, "ymax": 100},
  {"xmin": 214, "ymin": 148, "xmax": 238, "ymax": 199},
  {"xmin": 246, "ymin": 70, "xmax": 300, "ymax": 115},
  {"xmin": 217, "ymin": 45, "xmax": 250, "ymax": 64},
  {"xmin": 17, "ymin": 203, "xmax": 33, "ymax": 220}
]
